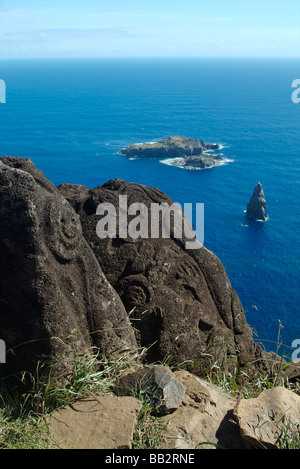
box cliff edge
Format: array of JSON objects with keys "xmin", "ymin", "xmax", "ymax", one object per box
[{"xmin": 0, "ymin": 156, "xmax": 279, "ymax": 384}]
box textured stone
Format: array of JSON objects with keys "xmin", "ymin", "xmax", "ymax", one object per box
[
  {"xmin": 233, "ymin": 386, "xmax": 300, "ymax": 449},
  {"xmin": 47, "ymin": 395, "xmax": 142, "ymax": 449},
  {"xmin": 246, "ymin": 182, "xmax": 267, "ymax": 221},
  {"xmin": 59, "ymin": 178, "xmax": 275, "ymax": 379},
  {"xmin": 116, "ymin": 365, "xmax": 185, "ymax": 414},
  {"xmin": 0, "ymin": 157, "xmax": 137, "ymax": 380},
  {"xmin": 160, "ymin": 370, "xmax": 243, "ymax": 449},
  {"xmin": 118, "ymin": 136, "xmax": 220, "ymax": 159}
]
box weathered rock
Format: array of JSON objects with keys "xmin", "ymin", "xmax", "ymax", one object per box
[
  {"xmin": 0, "ymin": 157, "xmax": 137, "ymax": 380},
  {"xmin": 116, "ymin": 365, "xmax": 185, "ymax": 414},
  {"xmin": 171, "ymin": 154, "xmax": 224, "ymax": 170},
  {"xmin": 246, "ymin": 182, "xmax": 267, "ymax": 221},
  {"xmin": 233, "ymin": 387, "xmax": 300, "ymax": 449},
  {"xmin": 119, "ymin": 136, "xmax": 220, "ymax": 159},
  {"xmin": 59, "ymin": 179, "xmax": 276, "ymax": 379},
  {"xmin": 160, "ymin": 370, "xmax": 244, "ymax": 449},
  {"xmin": 47, "ymin": 395, "xmax": 142, "ymax": 449},
  {"xmin": 56, "ymin": 183, "xmax": 90, "ymax": 201},
  {"xmin": 119, "ymin": 137, "xmax": 224, "ymax": 170}
]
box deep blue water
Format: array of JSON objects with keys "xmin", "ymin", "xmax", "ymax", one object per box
[{"xmin": 0, "ymin": 58, "xmax": 299, "ymax": 356}]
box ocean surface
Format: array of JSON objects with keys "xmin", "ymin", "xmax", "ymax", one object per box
[{"xmin": 0, "ymin": 58, "xmax": 299, "ymax": 357}]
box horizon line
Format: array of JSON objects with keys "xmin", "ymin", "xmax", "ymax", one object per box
[{"xmin": 1, "ymin": 55, "xmax": 300, "ymax": 60}]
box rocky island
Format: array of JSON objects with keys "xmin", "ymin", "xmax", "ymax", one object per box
[
  {"xmin": 119, "ymin": 136, "xmax": 226, "ymax": 170},
  {"xmin": 246, "ymin": 182, "xmax": 268, "ymax": 221}
]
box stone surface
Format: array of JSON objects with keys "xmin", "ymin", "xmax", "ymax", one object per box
[
  {"xmin": 171, "ymin": 154, "xmax": 224, "ymax": 170},
  {"xmin": 233, "ymin": 386, "xmax": 300, "ymax": 449},
  {"xmin": 118, "ymin": 136, "xmax": 220, "ymax": 159},
  {"xmin": 160, "ymin": 370, "xmax": 244, "ymax": 449},
  {"xmin": 47, "ymin": 395, "xmax": 142, "ymax": 449},
  {"xmin": 246, "ymin": 182, "xmax": 267, "ymax": 221},
  {"xmin": 118, "ymin": 136, "xmax": 224, "ymax": 170},
  {"xmin": 45, "ymin": 368, "xmax": 300, "ymax": 450},
  {"xmin": 0, "ymin": 157, "xmax": 137, "ymax": 380},
  {"xmin": 59, "ymin": 178, "xmax": 276, "ymax": 379},
  {"xmin": 116, "ymin": 364, "xmax": 186, "ymax": 414}
]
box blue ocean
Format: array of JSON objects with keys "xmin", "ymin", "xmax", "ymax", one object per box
[{"xmin": 0, "ymin": 58, "xmax": 299, "ymax": 356}]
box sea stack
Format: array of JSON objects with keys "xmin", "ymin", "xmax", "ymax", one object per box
[{"xmin": 246, "ymin": 182, "xmax": 267, "ymax": 221}]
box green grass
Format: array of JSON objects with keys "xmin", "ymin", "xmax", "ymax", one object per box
[
  {"xmin": 0, "ymin": 347, "xmax": 142, "ymax": 449},
  {"xmin": 131, "ymin": 394, "xmax": 167, "ymax": 450},
  {"xmin": 0, "ymin": 335, "xmax": 299, "ymax": 449}
]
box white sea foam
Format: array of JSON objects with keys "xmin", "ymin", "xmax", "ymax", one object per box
[
  {"xmin": 132, "ymin": 141, "xmax": 158, "ymax": 146},
  {"xmin": 160, "ymin": 157, "xmax": 185, "ymax": 168},
  {"xmin": 203, "ymin": 143, "xmax": 228, "ymax": 153},
  {"xmin": 160, "ymin": 157, "xmax": 234, "ymax": 170}
]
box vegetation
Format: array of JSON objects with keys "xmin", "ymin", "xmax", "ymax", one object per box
[
  {"xmin": 131, "ymin": 393, "xmax": 167, "ymax": 450},
  {"xmin": 119, "ymin": 136, "xmax": 210, "ymax": 157},
  {"xmin": 0, "ymin": 336, "xmax": 299, "ymax": 450},
  {"xmin": 124, "ymin": 136, "xmax": 204, "ymax": 151},
  {"xmin": 0, "ymin": 348, "xmax": 142, "ymax": 449}
]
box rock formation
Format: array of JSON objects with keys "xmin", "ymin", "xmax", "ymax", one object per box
[
  {"xmin": 0, "ymin": 157, "xmax": 137, "ymax": 379},
  {"xmin": 1, "ymin": 156, "xmax": 299, "ymax": 451},
  {"xmin": 171, "ymin": 154, "xmax": 224, "ymax": 170},
  {"xmin": 59, "ymin": 178, "xmax": 275, "ymax": 379},
  {"xmin": 119, "ymin": 136, "xmax": 220, "ymax": 159},
  {"xmin": 46, "ymin": 366, "xmax": 300, "ymax": 449},
  {"xmin": 119, "ymin": 136, "xmax": 224, "ymax": 170},
  {"xmin": 246, "ymin": 182, "xmax": 267, "ymax": 221},
  {"xmin": 116, "ymin": 364, "xmax": 186, "ymax": 415},
  {"xmin": 233, "ymin": 386, "xmax": 300, "ymax": 449}
]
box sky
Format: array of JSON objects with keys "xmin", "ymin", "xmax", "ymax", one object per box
[{"xmin": 0, "ymin": 0, "xmax": 299, "ymax": 58}]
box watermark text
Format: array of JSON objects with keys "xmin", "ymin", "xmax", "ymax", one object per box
[
  {"xmin": 0, "ymin": 79, "xmax": 6, "ymax": 104},
  {"xmin": 96, "ymin": 196, "xmax": 204, "ymax": 250},
  {"xmin": 0, "ymin": 339, "xmax": 6, "ymax": 363},
  {"xmin": 291, "ymin": 79, "xmax": 300, "ymax": 104},
  {"xmin": 291, "ymin": 339, "xmax": 300, "ymax": 363}
]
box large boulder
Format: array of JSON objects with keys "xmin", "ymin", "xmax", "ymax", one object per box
[
  {"xmin": 0, "ymin": 157, "xmax": 137, "ymax": 379},
  {"xmin": 58, "ymin": 179, "xmax": 275, "ymax": 379},
  {"xmin": 233, "ymin": 387, "xmax": 300, "ymax": 449},
  {"xmin": 161, "ymin": 370, "xmax": 243, "ymax": 449},
  {"xmin": 246, "ymin": 182, "xmax": 267, "ymax": 221}
]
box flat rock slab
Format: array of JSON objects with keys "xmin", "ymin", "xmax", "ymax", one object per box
[
  {"xmin": 47, "ymin": 395, "xmax": 142, "ymax": 449},
  {"xmin": 233, "ymin": 386, "xmax": 300, "ymax": 449}
]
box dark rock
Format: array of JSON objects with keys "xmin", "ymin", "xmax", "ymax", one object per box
[
  {"xmin": 119, "ymin": 136, "xmax": 220, "ymax": 159},
  {"xmin": 171, "ymin": 154, "xmax": 223, "ymax": 170},
  {"xmin": 116, "ymin": 365, "xmax": 186, "ymax": 414},
  {"xmin": 0, "ymin": 157, "xmax": 137, "ymax": 380},
  {"xmin": 57, "ymin": 183, "xmax": 90, "ymax": 201},
  {"xmin": 59, "ymin": 179, "xmax": 275, "ymax": 379},
  {"xmin": 246, "ymin": 182, "xmax": 267, "ymax": 221}
]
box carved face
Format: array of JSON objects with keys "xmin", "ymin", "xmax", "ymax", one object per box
[{"xmin": 43, "ymin": 196, "xmax": 83, "ymax": 262}]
